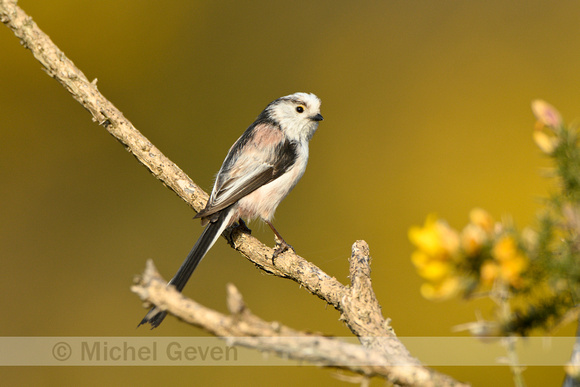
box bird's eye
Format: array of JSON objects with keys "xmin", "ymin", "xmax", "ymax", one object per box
[{"xmin": 296, "ymin": 106, "xmax": 305, "ymax": 113}]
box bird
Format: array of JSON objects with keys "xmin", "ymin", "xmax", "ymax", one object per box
[{"xmin": 139, "ymin": 92, "xmax": 323, "ymax": 328}]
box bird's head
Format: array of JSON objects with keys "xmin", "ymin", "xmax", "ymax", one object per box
[{"xmin": 267, "ymin": 92, "xmax": 323, "ymax": 142}]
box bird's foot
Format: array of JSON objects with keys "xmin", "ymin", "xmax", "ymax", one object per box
[
  {"xmin": 236, "ymin": 218, "xmax": 252, "ymax": 234},
  {"xmin": 226, "ymin": 219, "xmax": 252, "ymax": 247},
  {"xmin": 272, "ymin": 239, "xmax": 295, "ymax": 265}
]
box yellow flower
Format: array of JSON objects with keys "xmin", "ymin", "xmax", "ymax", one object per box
[
  {"xmin": 409, "ymin": 214, "xmax": 459, "ymax": 260},
  {"xmin": 410, "ymin": 250, "xmax": 430, "ymax": 269},
  {"xmin": 533, "ymin": 127, "xmax": 559, "ymax": 154},
  {"xmin": 531, "ymin": 100, "xmax": 561, "ymax": 154},
  {"xmin": 419, "ymin": 260, "xmax": 452, "ymax": 281},
  {"xmin": 420, "ymin": 277, "xmax": 460, "ymax": 300},
  {"xmin": 469, "ymin": 208, "xmax": 494, "ymax": 234},
  {"xmin": 461, "ymin": 223, "xmax": 488, "ymax": 256},
  {"xmin": 480, "ymin": 260, "xmax": 499, "ymax": 287},
  {"xmin": 493, "ymin": 235, "xmax": 518, "ymax": 262},
  {"xmin": 410, "ymin": 215, "xmax": 462, "ymax": 299},
  {"xmin": 531, "ymin": 100, "xmax": 562, "ymax": 129},
  {"xmin": 492, "ymin": 235, "xmax": 528, "ymax": 288}
]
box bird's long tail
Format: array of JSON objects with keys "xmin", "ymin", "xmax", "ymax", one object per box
[{"xmin": 138, "ymin": 209, "xmax": 233, "ymax": 329}]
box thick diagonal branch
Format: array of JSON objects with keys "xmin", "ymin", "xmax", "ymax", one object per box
[{"xmin": 132, "ymin": 259, "xmax": 468, "ymax": 387}]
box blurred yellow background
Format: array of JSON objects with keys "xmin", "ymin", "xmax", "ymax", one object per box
[{"xmin": 2, "ymin": 0, "xmax": 579, "ymax": 385}]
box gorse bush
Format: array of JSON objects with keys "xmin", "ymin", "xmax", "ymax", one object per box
[{"xmin": 410, "ymin": 101, "xmax": 580, "ymax": 337}]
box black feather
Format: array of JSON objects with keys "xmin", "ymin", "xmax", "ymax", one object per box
[{"xmin": 138, "ymin": 208, "xmax": 232, "ymax": 328}]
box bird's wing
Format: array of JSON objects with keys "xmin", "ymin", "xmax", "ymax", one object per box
[{"xmin": 195, "ymin": 123, "xmax": 298, "ymax": 221}]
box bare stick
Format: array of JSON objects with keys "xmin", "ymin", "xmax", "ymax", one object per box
[{"xmin": 132, "ymin": 258, "xmax": 468, "ymax": 387}]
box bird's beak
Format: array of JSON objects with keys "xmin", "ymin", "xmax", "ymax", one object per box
[{"xmin": 311, "ymin": 113, "xmax": 324, "ymax": 122}]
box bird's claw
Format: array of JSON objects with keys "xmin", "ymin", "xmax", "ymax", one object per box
[
  {"xmin": 272, "ymin": 240, "xmax": 294, "ymax": 265},
  {"xmin": 236, "ymin": 218, "xmax": 252, "ymax": 234}
]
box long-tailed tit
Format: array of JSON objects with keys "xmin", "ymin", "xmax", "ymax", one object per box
[{"xmin": 139, "ymin": 92, "xmax": 323, "ymax": 328}]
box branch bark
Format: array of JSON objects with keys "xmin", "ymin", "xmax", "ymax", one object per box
[
  {"xmin": 1, "ymin": 1, "xmax": 469, "ymax": 385},
  {"xmin": 132, "ymin": 244, "xmax": 467, "ymax": 387}
]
